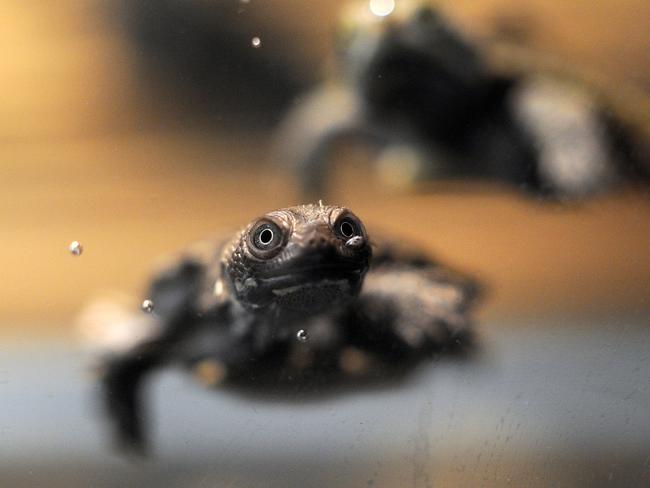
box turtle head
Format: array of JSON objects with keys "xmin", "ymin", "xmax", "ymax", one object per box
[{"xmin": 221, "ymin": 203, "xmax": 371, "ymax": 312}]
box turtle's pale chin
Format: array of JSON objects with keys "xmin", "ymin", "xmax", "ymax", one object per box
[
  {"xmin": 268, "ymin": 264, "xmax": 366, "ymax": 312},
  {"xmin": 270, "ymin": 277, "xmax": 359, "ymax": 312},
  {"xmin": 238, "ymin": 265, "xmax": 366, "ymax": 312}
]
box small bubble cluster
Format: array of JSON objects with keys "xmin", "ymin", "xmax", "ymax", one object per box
[
  {"xmin": 69, "ymin": 241, "xmax": 83, "ymax": 256},
  {"xmin": 251, "ymin": 36, "xmax": 261, "ymax": 48},
  {"xmin": 296, "ymin": 329, "xmax": 309, "ymax": 342},
  {"xmin": 141, "ymin": 299, "xmax": 154, "ymax": 313}
]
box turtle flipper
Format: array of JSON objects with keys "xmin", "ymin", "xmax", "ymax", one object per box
[
  {"xmin": 350, "ymin": 246, "xmax": 480, "ymax": 362},
  {"xmin": 101, "ymin": 340, "xmax": 172, "ymax": 455},
  {"xmin": 98, "ymin": 257, "xmax": 210, "ymax": 454}
]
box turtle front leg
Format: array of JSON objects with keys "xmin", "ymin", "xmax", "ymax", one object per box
[
  {"xmin": 349, "ymin": 263, "xmax": 479, "ymax": 363},
  {"xmin": 101, "ymin": 339, "xmax": 170, "ymax": 455}
]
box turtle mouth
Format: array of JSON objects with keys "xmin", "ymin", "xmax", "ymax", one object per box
[
  {"xmin": 246, "ymin": 262, "xmax": 367, "ymax": 312},
  {"xmin": 264, "ymin": 268, "xmax": 364, "ymax": 312},
  {"xmin": 260, "ymin": 263, "xmax": 366, "ymax": 292}
]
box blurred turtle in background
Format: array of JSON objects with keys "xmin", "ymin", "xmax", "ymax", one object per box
[{"xmin": 276, "ymin": 1, "xmax": 650, "ymax": 199}]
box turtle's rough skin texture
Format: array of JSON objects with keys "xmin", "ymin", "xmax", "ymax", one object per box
[{"xmin": 98, "ymin": 204, "xmax": 478, "ymax": 454}]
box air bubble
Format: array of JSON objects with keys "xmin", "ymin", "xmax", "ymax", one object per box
[
  {"xmin": 251, "ymin": 36, "xmax": 261, "ymax": 48},
  {"xmin": 141, "ymin": 299, "xmax": 154, "ymax": 313},
  {"xmin": 69, "ymin": 241, "xmax": 83, "ymax": 256},
  {"xmin": 345, "ymin": 236, "xmax": 364, "ymax": 249},
  {"xmin": 296, "ymin": 329, "xmax": 309, "ymax": 342}
]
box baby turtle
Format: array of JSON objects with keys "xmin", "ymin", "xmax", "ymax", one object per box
[
  {"xmin": 276, "ymin": 3, "xmax": 649, "ymax": 199},
  {"xmin": 91, "ymin": 203, "xmax": 478, "ymax": 454}
]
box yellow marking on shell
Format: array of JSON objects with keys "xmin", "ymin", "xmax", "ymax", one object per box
[
  {"xmin": 339, "ymin": 347, "xmax": 371, "ymax": 375},
  {"xmin": 193, "ymin": 360, "xmax": 227, "ymax": 387}
]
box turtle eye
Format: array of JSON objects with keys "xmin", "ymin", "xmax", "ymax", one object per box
[
  {"xmin": 335, "ymin": 215, "xmax": 361, "ymax": 239},
  {"xmin": 249, "ymin": 220, "xmax": 284, "ymax": 257},
  {"xmin": 340, "ymin": 220, "xmax": 356, "ymax": 238},
  {"xmin": 258, "ymin": 227, "xmax": 274, "ymax": 246}
]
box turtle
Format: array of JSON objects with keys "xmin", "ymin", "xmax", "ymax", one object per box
[
  {"xmin": 87, "ymin": 203, "xmax": 479, "ymax": 454},
  {"xmin": 275, "ymin": 2, "xmax": 649, "ymax": 199}
]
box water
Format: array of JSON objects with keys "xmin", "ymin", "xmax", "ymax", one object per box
[
  {"xmin": 3, "ymin": 319, "xmax": 650, "ymax": 487},
  {"xmin": 4, "ymin": 2, "xmax": 649, "ymax": 487}
]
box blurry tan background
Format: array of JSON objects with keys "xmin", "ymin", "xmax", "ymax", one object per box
[{"xmin": 2, "ymin": 0, "xmax": 649, "ymax": 337}]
